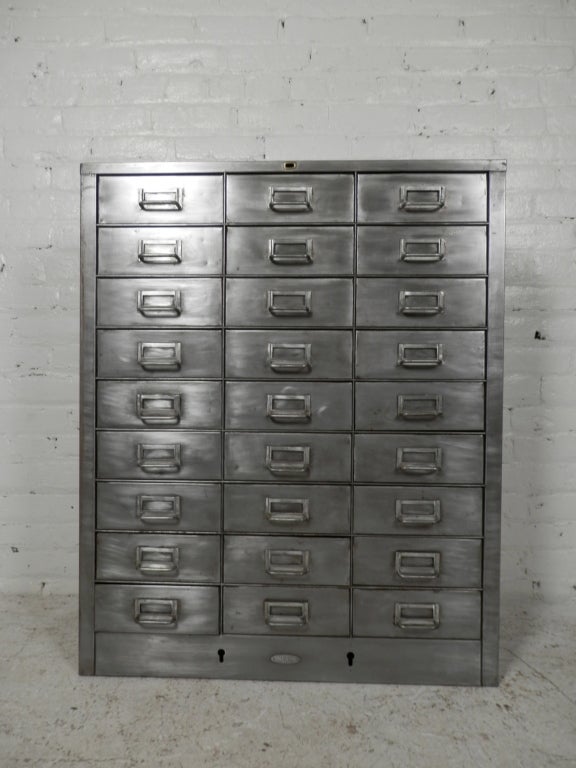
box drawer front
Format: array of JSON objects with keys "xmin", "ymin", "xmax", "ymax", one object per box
[
  {"xmin": 97, "ymin": 381, "xmax": 222, "ymax": 429},
  {"xmin": 354, "ymin": 434, "xmax": 484, "ymax": 484},
  {"xmin": 225, "ymin": 433, "xmax": 352, "ymax": 482},
  {"xmin": 96, "ymin": 533, "xmax": 220, "ymax": 583},
  {"xmin": 353, "ymin": 486, "xmax": 483, "ymax": 536},
  {"xmin": 96, "ymin": 482, "xmax": 221, "ymax": 532},
  {"xmin": 227, "ymin": 174, "xmax": 354, "ymax": 223},
  {"xmin": 224, "ymin": 485, "xmax": 350, "ymax": 535},
  {"xmin": 98, "ymin": 227, "xmax": 222, "ymax": 276},
  {"xmin": 223, "ymin": 536, "xmax": 350, "ymax": 585},
  {"xmin": 97, "ymin": 431, "xmax": 221, "ymax": 481},
  {"xmin": 354, "ymin": 537, "xmax": 482, "ymax": 587},
  {"xmin": 358, "ymin": 173, "xmax": 486, "ymax": 223},
  {"xmin": 97, "ymin": 330, "xmax": 222, "ymax": 378},
  {"xmin": 97, "ymin": 278, "xmax": 221, "ymax": 328},
  {"xmin": 98, "ymin": 175, "xmax": 223, "ymax": 224},
  {"xmin": 353, "ymin": 589, "xmax": 481, "ymax": 639},
  {"xmin": 223, "ymin": 586, "xmax": 349, "ymax": 635},
  {"xmin": 356, "ymin": 278, "xmax": 486, "ymax": 328},
  {"xmin": 226, "ymin": 330, "xmax": 352, "ymax": 379},
  {"xmin": 356, "ymin": 330, "xmax": 485, "ymax": 380},
  {"xmin": 355, "ymin": 381, "xmax": 484, "ymax": 431},
  {"xmin": 225, "ymin": 382, "xmax": 352, "ymax": 431},
  {"xmin": 227, "ymin": 226, "xmax": 353, "ymax": 275},
  {"xmin": 357, "ymin": 226, "xmax": 487, "ymax": 276},
  {"xmin": 95, "ymin": 584, "xmax": 220, "ymax": 634},
  {"xmin": 226, "ymin": 278, "xmax": 353, "ymax": 327}
]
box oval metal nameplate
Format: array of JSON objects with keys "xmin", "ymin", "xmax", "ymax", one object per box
[{"xmin": 270, "ymin": 653, "xmax": 301, "ymax": 665}]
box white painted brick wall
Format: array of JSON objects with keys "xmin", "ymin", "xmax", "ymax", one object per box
[{"xmin": 0, "ymin": 0, "xmax": 575, "ymax": 607}]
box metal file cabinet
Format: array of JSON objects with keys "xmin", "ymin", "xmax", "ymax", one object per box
[{"xmin": 80, "ymin": 160, "xmax": 505, "ymax": 685}]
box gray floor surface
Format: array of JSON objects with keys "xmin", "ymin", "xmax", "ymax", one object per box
[{"xmin": 0, "ymin": 594, "xmax": 574, "ymax": 768}]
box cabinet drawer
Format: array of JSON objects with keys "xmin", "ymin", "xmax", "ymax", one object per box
[
  {"xmin": 354, "ymin": 537, "xmax": 482, "ymax": 587},
  {"xmin": 98, "ymin": 227, "xmax": 222, "ymax": 276},
  {"xmin": 223, "ymin": 586, "xmax": 349, "ymax": 635},
  {"xmin": 358, "ymin": 173, "xmax": 486, "ymax": 223},
  {"xmin": 357, "ymin": 226, "xmax": 487, "ymax": 276},
  {"xmin": 96, "ymin": 482, "xmax": 221, "ymax": 532},
  {"xmin": 353, "ymin": 486, "xmax": 483, "ymax": 536},
  {"xmin": 356, "ymin": 330, "xmax": 485, "ymax": 380},
  {"xmin": 97, "ymin": 278, "xmax": 221, "ymax": 328},
  {"xmin": 227, "ymin": 174, "xmax": 354, "ymax": 223},
  {"xmin": 355, "ymin": 381, "xmax": 484, "ymax": 431},
  {"xmin": 98, "ymin": 175, "xmax": 223, "ymax": 224},
  {"xmin": 97, "ymin": 330, "xmax": 222, "ymax": 378},
  {"xmin": 226, "ymin": 278, "xmax": 352, "ymax": 327},
  {"xmin": 225, "ymin": 382, "xmax": 352, "ymax": 431},
  {"xmin": 226, "ymin": 330, "xmax": 352, "ymax": 379},
  {"xmin": 95, "ymin": 584, "xmax": 220, "ymax": 634},
  {"xmin": 356, "ymin": 278, "xmax": 486, "ymax": 328},
  {"xmin": 97, "ymin": 381, "xmax": 221, "ymax": 429},
  {"xmin": 227, "ymin": 226, "xmax": 353, "ymax": 275},
  {"xmin": 224, "ymin": 484, "xmax": 350, "ymax": 534},
  {"xmin": 225, "ymin": 433, "xmax": 352, "ymax": 482},
  {"xmin": 97, "ymin": 431, "xmax": 221, "ymax": 481},
  {"xmin": 354, "ymin": 434, "xmax": 484, "ymax": 484},
  {"xmin": 224, "ymin": 536, "xmax": 350, "ymax": 585},
  {"xmin": 96, "ymin": 533, "xmax": 220, "ymax": 583},
  {"xmin": 353, "ymin": 589, "xmax": 481, "ymax": 639}
]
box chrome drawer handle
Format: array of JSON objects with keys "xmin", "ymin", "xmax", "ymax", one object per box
[
  {"xmin": 395, "ymin": 499, "xmax": 441, "ymax": 526},
  {"xmin": 136, "ymin": 393, "xmax": 182, "ymax": 425},
  {"xmin": 397, "ymin": 394, "xmax": 443, "ymax": 421},
  {"xmin": 266, "ymin": 394, "xmax": 311, "ymax": 423},
  {"xmin": 398, "ymin": 290, "xmax": 444, "ymax": 316},
  {"xmin": 137, "ymin": 290, "xmax": 182, "ymax": 318},
  {"xmin": 396, "ymin": 447, "xmax": 442, "ymax": 475},
  {"xmin": 268, "ymin": 185, "xmax": 313, "ymax": 213},
  {"xmin": 135, "ymin": 545, "xmax": 180, "ymax": 576},
  {"xmin": 265, "ymin": 497, "xmax": 310, "ymax": 524},
  {"xmin": 137, "ymin": 443, "xmax": 182, "ymax": 474},
  {"xmin": 138, "ymin": 239, "xmax": 183, "ymax": 265},
  {"xmin": 397, "ymin": 343, "xmax": 443, "ymax": 368},
  {"xmin": 264, "ymin": 600, "xmax": 310, "ymax": 628},
  {"xmin": 400, "ymin": 237, "xmax": 446, "ymax": 263},
  {"xmin": 394, "ymin": 602, "xmax": 440, "ymax": 630},
  {"xmin": 268, "ymin": 238, "xmax": 314, "ymax": 265},
  {"xmin": 138, "ymin": 188, "xmax": 184, "ymax": 211},
  {"xmin": 265, "ymin": 548, "xmax": 310, "ymax": 577},
  {"xmin": 136, "ymin": 494, "xmax": 182, "ymax": 525},
  {"xmin": 265, "ymin": 445, "xmax": 311, "ymax": 475},
  {"xmin": 137, "ymin": 341, "xmax": 182, "ymax": 371},
  {"xmin": 134, "ymin": 598, "xmax": 179, "ymax": 627},
  {"xmin": 399, "ymin": 185, "xmax": 446, "ymax": 212},
  {"xmin": 267, "ymin": 342, "xmax": 312, "ymax": 373},
  {"xmin": 395, "ymin": 551, "xmax": 441, "ymax": 580},
  {"xmin": 267, "ymin": 290, "xmax": 312, "ymax": 317}
]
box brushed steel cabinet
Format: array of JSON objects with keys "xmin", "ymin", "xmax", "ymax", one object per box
[{"xmin": 80, "ymin": 159, "xmax": 505, "ymax": 686}]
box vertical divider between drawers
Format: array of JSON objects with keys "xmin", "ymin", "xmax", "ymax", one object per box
[
  {"xmin": 220, "ymin": 173, "xmax": 227, "ymax": 636},
  {"xmin": 350, "ymin": 172, "xmax": 358, "ymax": 639}
]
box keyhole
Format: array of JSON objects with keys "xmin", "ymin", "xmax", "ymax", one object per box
[
  {"xmin": 346, "ymin": 652, "xmax": 355, "ymax": 667},
  {"xmin": 217, "ymin": 649, "xmax": 225, "ymax": 663}
]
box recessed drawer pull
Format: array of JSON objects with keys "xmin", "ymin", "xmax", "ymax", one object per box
[
  {"xmin": 138, "ymin": 239, "xmax": 183, "ymax": 265},
  {"xmin": 267, "ymin": 342, "xmax": 312, "ymax": 373},
  {"xmin": 395, "ymin": 551, "xmax": 441, "ymax": 580},
  {"xmin": 264, "ymin": 600, "xmax": 310, "ymax": 627},
  {"xmin": 135, "ymin": 545, "xmax": 180, "ymax": 576},
  {"xmin": 136, "ymin": 494, "xmax": 182, "ymax": 525},
  {"xmin": 397, "ymin": 394, "xmax": 443, "ymax": 421},
  {"xmin": 138, "ymin": 187, "xmax": 184, "ymax": 211},
  {"xmin": 266, "ymin": 445, "xmax": 311, "ymax": 475},
  {"xmin": 396, "ymin": 447, "xmax": 442, "ymax": 475},
  {"xmin": 267, "ymin": 290, "xmax": 312, "ymax": 317},
  {"xmin": 397, "ymin": 343, "xmax": 443, "ymax": 368},
  {"xmin": 133, "ymin": 598, "xmax": 179, "ymax": 627},
  {"xmin": 400, "ymin": 237, "xmax": 446, "ymax": 263},
  {"xmin": 137, "ymin": 443, "xmax": 182, "ymax": 474},
  {"xmin": 266, "ymin": 394, "xmax": 311, "ymax": 423},
  {"xmin": 268, "ymin": 238, "xmax": 314, "ymax": 265},
  {"xmin": 265, "ymin": 548, "xmax": 310, "ymax": 577},
  {"xmin": 268, "ymin": 186, "xmax": 313, "ymax": 213},
  {"xmin": 137, "ymin": 341, "xmax": 182, "ymax": 371},
  {"xmin": 137, "ymin": 290, "xmax": 182, "ymax": 318},
  {"xmin": 394, "ymin": 602, "xmax": 440, "ymax": 629},
  {"xmin": 395, "ymin": 499, "xmax": 441, "ymax": 526},
  {"xmin": 398, "ymin": 290, "xmax": 445, "ymax": 316},
  {"xmin": 265, "ymin": 497, "xmax": 310, "ymax": 524},
  {"xmin": 136, "ymin": 393, "xmax": 182, "ymax": 425},
  {"xmin": 399, "ymin": 185, "xmax": 446, "ymax": 212}
]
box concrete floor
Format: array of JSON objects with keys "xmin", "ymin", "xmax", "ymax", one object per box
[{"xmin": 0, "ymin": 595, "xmax": 574, "ymax": 768}]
